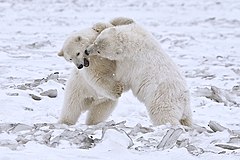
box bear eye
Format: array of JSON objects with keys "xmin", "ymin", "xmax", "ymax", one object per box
[
  {"xmin": 69, "ymin": 58, "xmax": 72, "ymax": 61},
  {"xmin": 76, "ymin": 52, "xmax": 80, "ymax": 56},
  {"xmin": 97, "ymin": 51, "xmax": 100, "ymax": 54}
]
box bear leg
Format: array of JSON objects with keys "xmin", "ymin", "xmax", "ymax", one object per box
[
  {"xmin": 58, "ymin": 99, "xmax": 82, "ymax": 125},
  {"xmin": 149, "ymin": 112, "xmax": 181, "ymax": 126},
  {"xmin": 58, "ymin": 69, "xmax": 92, "ymax": 125},
  {"xmin": 147, "ymin": 102, "xmax": 183, "ymax": 126},
  {"xmin": 86, "ymin": 99, "xmax": 117, "ymax": 125}
]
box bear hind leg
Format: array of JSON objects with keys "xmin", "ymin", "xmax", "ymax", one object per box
[
  {"xmin": 150, "ymin": 113, "xmax": 181, "ymax": 126},
  {"xmin": 147, "ymin": 103, "xmax": 182, "ymax": 126}
]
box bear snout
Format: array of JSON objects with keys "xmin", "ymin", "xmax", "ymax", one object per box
[
  {"xmin": 85, "ymin": 44, "xmax": 97, "ymax": 56},
  {"xmin": 77, "ymin": 64, "xmax": 84, "ymax": 69},
  {"xmin": 84, "ymin": 49, "xmax": 89, "ymax": 55}
]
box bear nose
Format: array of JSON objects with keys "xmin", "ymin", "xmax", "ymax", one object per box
[
  {"xmin": 77, "ymin": 64, "xmax": 83, "ymax": 69},
  {"xmin": 84, "ymin": 49, "xmax": 89, "ymax": 55}
]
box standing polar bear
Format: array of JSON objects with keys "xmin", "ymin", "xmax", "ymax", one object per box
[
  {"xmin": 86, "ymin": 22, "xmax": 192, "ymax": 126},
  {"xmin": 58, "ymin": 18, "xmax": 133, "ymax": 125}
]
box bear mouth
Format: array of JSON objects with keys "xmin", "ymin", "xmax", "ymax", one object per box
[{"xmin": 83, "ymin": 58, "xmax": 89, "ymax": 67}]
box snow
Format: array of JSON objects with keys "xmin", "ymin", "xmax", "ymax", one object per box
[{"xmin": 1, "ymin": 0, "xmax": 240, "ymax": 159}]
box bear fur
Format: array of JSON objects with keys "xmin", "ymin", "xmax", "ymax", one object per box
[
  {"xmin": 58, "ymin": 17, "xmax": 134, "ymax": 125},
  {"xmin": 86, "ymin": 22, "xmax": 192, "ymax": 126}
]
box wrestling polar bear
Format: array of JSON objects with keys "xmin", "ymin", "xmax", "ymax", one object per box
[
  {"xmin": 85, "ymin": 22, "xmax": 192, "ymax": 126},
  {"xmin": 58, "ymin": 18, "xmax": 133, "ymax": 125}
]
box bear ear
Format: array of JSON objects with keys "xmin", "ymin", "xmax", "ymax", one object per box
[
  {"xmin": 58, "ymin": 50, "xmax": 64, "ymax": 57},
  {"xmin": 75, "ymin": 36, "xmax": 81, "ymax": 42},
  {"xmin": 116, "ymin": 48, "xmax": 123, "ymax": 55}
]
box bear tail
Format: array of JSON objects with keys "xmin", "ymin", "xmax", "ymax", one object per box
[{"xmin": 110, "ymin": 17, "xmax": 135, "ymax": 26}]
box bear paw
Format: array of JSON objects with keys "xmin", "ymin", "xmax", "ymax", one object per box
[
  {"xmin": 113, "ymin": 82, "xmax": 124, "ymax": 98},
  {"xmin": 83, "ymin": 97, "xmax": 95, "ymax": 106},
  {"xmin": 92, "ymin": 22, "xmax": 113, "ymax": 33}
]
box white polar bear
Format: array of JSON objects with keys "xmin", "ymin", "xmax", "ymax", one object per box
[
  {"xmin": 58, "ymin": 18, "xmax": 133, "ymax": 125},
  {"xmin": 85, "ymin": 22, "xmax": 192, "ymax": 126}
]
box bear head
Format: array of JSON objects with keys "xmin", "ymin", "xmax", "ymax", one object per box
[
  {"xmin": 58, "ymin": 23, "xmax": 115, "ymax": 69},
  {"xmin": 58, "ymin": 31, "xmax": 95, "ymax": 69},
  {"xmin": 85, "ymin": 27, "xmax": 125, "ymax": 61},
  {"xmin": 58, "ymin": 17, "xmax": 135, "ymax": 69}
]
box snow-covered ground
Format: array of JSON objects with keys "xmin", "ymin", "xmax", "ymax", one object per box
[{"xmin": 1, "ymin": 0, "xmax": 240, "ymax": 159}]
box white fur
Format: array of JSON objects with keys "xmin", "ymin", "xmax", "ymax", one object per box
[
  {"xmin": 86, "ymin": 23, "xmax": 192, "ymax": 126},
  {"xmin": 58, "ymin": 28, "xmax": 121, "ymax": 125},
  {"xmin": 58, "ymin": 17, "xmax": 134, "ymax": 125},
  {"xmin": 59, "ymin": 67, "xmax": 119, "ymax": 125}
]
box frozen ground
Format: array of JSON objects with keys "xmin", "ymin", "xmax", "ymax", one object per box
[{"xmin": 0, "ymin": 0, "xmax": 240, "ymax": 159}]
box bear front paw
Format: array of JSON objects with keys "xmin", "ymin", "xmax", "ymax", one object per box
[
  {"xmin": 113, "ymin": 82, "xmax": 124, "ymax": 98},
  {"xmin": 58, "ymin": 119, "xmax": 75, "ymax": 125},
  {"xmin": 84, "ymin": 97, "xmax": 95, "ymax": 106}
]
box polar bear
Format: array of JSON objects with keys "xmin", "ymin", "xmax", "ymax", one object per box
[
  {"xmin": 85, "ymin": 22, "xmax": 192, "ymax": 126},
  {"xmin": 58, "ymin": 18, "xmax": 134, "ymax": 125}
]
